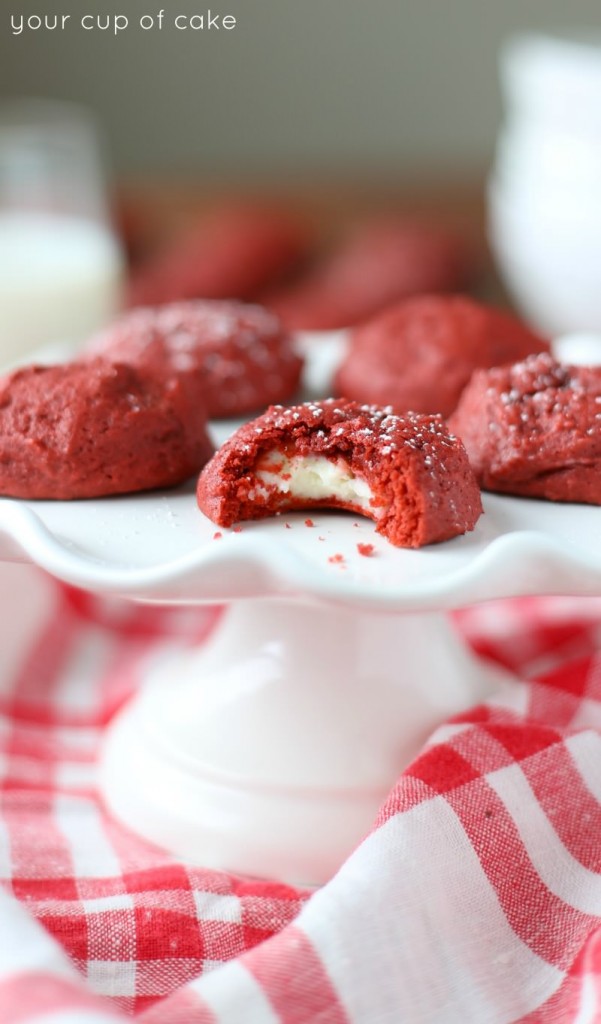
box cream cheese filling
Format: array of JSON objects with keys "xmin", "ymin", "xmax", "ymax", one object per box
[{"xmin": 254, "ymin": 449, "xmax": 380, "ymax": 515}]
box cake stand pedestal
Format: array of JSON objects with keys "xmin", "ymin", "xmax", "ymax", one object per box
[{"xmin": 100, "ymin": 600, "xmax": 506, "ymax": 885}]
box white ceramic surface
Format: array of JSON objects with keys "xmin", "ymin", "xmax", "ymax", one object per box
[
  {"xmin": 500, "ymin": 31, "xmax": 601, "ymax": 130},
  {"xmin": 1, "ymin": 469, "xmax": 601, "ymax": 610},
  {"xmin": 99, "ymin": 601, "xmax": 510, "ymax": 886},
  {"xmin": 495, "ymin": 122, "xmax": 601, "ymax": 196},
  {"xmin": 489, "ymin": 31, "xmax": 601, "ymax": 334},
  {"xmin": 488, "ymin": 177, "xmax": 601, "ymax": 335},
  {"xmin": 553, "ymin": 332, "xmax": 601, "ymax": 366},
  {"xmin": 2, "ymin": 334, "xmax": 601, "ymax": 884}
]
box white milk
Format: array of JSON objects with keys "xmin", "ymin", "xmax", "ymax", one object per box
[{"xmin": 0, "ymin": 211, "xmax": 124, "ymax": 367}]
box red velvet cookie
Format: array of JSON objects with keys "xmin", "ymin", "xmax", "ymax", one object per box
[
  {"xmin": 86, "ymin": 301, "xmax": 304, "ymax": 419},
  {"xmin": 265, "ymin": 219, "xmax": 474, "ymax": 331},
  {"xmin": 0, "ymin": 360, "xmax": 213, "ymax": 500},
  {"xmin": 449, "ymin": 353, "xmax": 601, "ymax": 504},
  {"xmin": 128, "ymin": 203, "xmax": 309, "ymax": 308},
  {"xmin": 197, "ymin": 398, "xmax": 482, "ymax": 547},
  {"xmin": 335, "ymin": 295, "xmax": 549, "ymax": 417}
]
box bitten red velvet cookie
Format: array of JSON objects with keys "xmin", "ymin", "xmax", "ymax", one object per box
[
  {"xmin": 265, "ymin": 219, "xmax": 474, "ymax": 331},
  {"xmin": 128, "ymin": 203, "xmax": 309, "ymax": 308},
  {"xmin": 86, "ymin": 300, "xmax": 304, "ymax": 419},
  {"xmin": 0, "ymin": 360, "xmax": 213, "ymax": 500},
  {"xmin": 197, "ymin": 398, "xmax": 482, "ymax": 547},
  {"xmin": 334, "ymin": 295, "xmax": 549, "ymax": 417},
  {"xmin": 449, "ymin": 352, "xmax": 601, "ymax": 504}
]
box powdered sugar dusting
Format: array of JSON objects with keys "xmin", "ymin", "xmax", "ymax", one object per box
[
  {"xmin": 85, "ymin": 299, "xmax": 302, "ymax": 416},
  {"xmin": 251, "ymin": 397, "xmax": 457, "ymax": 473}
]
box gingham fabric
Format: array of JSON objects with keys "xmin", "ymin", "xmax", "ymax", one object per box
[{"xmin": 2, "ymin": 565, "xmax": 601, "ymax": 1022}]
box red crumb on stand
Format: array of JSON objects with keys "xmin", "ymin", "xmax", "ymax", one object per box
[
  {"xmin": 328, "ymin": 553, "xmax": 345, "ymax": 564},
  {"xmin": 305, "ymin": 518, "xmax": 315, "ymax": 527},
  {"xmin": 284, "ymin": 522, "xmax": 292, "ymax": 529},
  {"xmin": 232, "ymin": 526, "xmax": 242, "ymax": 533},
  {"xmin": 213, "ymin": 531, "xmax": 223, "ymax": 540},
  {"xmin": 357, "ymin": 543, "xmax": 376, "ymax": 557}
]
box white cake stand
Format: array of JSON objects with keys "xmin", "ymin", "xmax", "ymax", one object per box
[{"xmin": 1, "ymin": 338, "xmax": 600, "ymax": 886}]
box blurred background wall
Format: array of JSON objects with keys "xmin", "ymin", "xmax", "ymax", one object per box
[{"xmin": 1, "ymin": 0, "xmax": 600, "ymax": 181}]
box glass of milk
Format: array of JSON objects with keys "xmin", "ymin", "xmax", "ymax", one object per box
[{"xmin": 0, "ymin": 99, "xmax": 125, "ymax": 368}]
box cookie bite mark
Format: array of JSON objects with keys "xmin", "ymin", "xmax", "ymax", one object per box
[
  {"xmin": 255, "ymin": 450, "xmax": 375, "ymax": 514},
  {"xmin": 197, "ymin": 398, "xmax": 482, "ymax": 548}
]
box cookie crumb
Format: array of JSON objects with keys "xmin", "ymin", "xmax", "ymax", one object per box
[
  {"xmin": 232, "ymin": 526, "xmax": 242, "ymax": 533},
  {"xmin": 213, "ymin": 531, "xmax": 223, "ymax": 540},
  {"xmin": 284, "ymin": 522, "xmax": 292, "ymax": 529},
  {"xmin": 305, "ymin": 518, "xmax": 315, "ymax": 527},
  {"xmin": 357, "ymin": 543, "xmax": 375, "ymax": 557},
  {"xmin": 328, "ymin": 553, "xmax": 345, "ymax": 564}
]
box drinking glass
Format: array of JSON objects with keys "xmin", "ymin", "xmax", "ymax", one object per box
[{"xmin": 0, "ymin": 98, "xmax": 125, "ymax": 367}]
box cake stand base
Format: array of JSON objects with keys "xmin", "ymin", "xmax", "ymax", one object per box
[{"xmin": 99, "ymin": 598, "xmax": 511, "ymax": 887}]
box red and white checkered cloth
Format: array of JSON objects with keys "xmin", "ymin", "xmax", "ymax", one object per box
[{"xmin": 2, "ymin": 563, "xmax": 601, "ymax": 1022}]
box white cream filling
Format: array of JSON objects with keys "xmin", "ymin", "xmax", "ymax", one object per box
[{"xmin": 255, "ymin": 450, "xmax": 380, "ymax": 515}]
